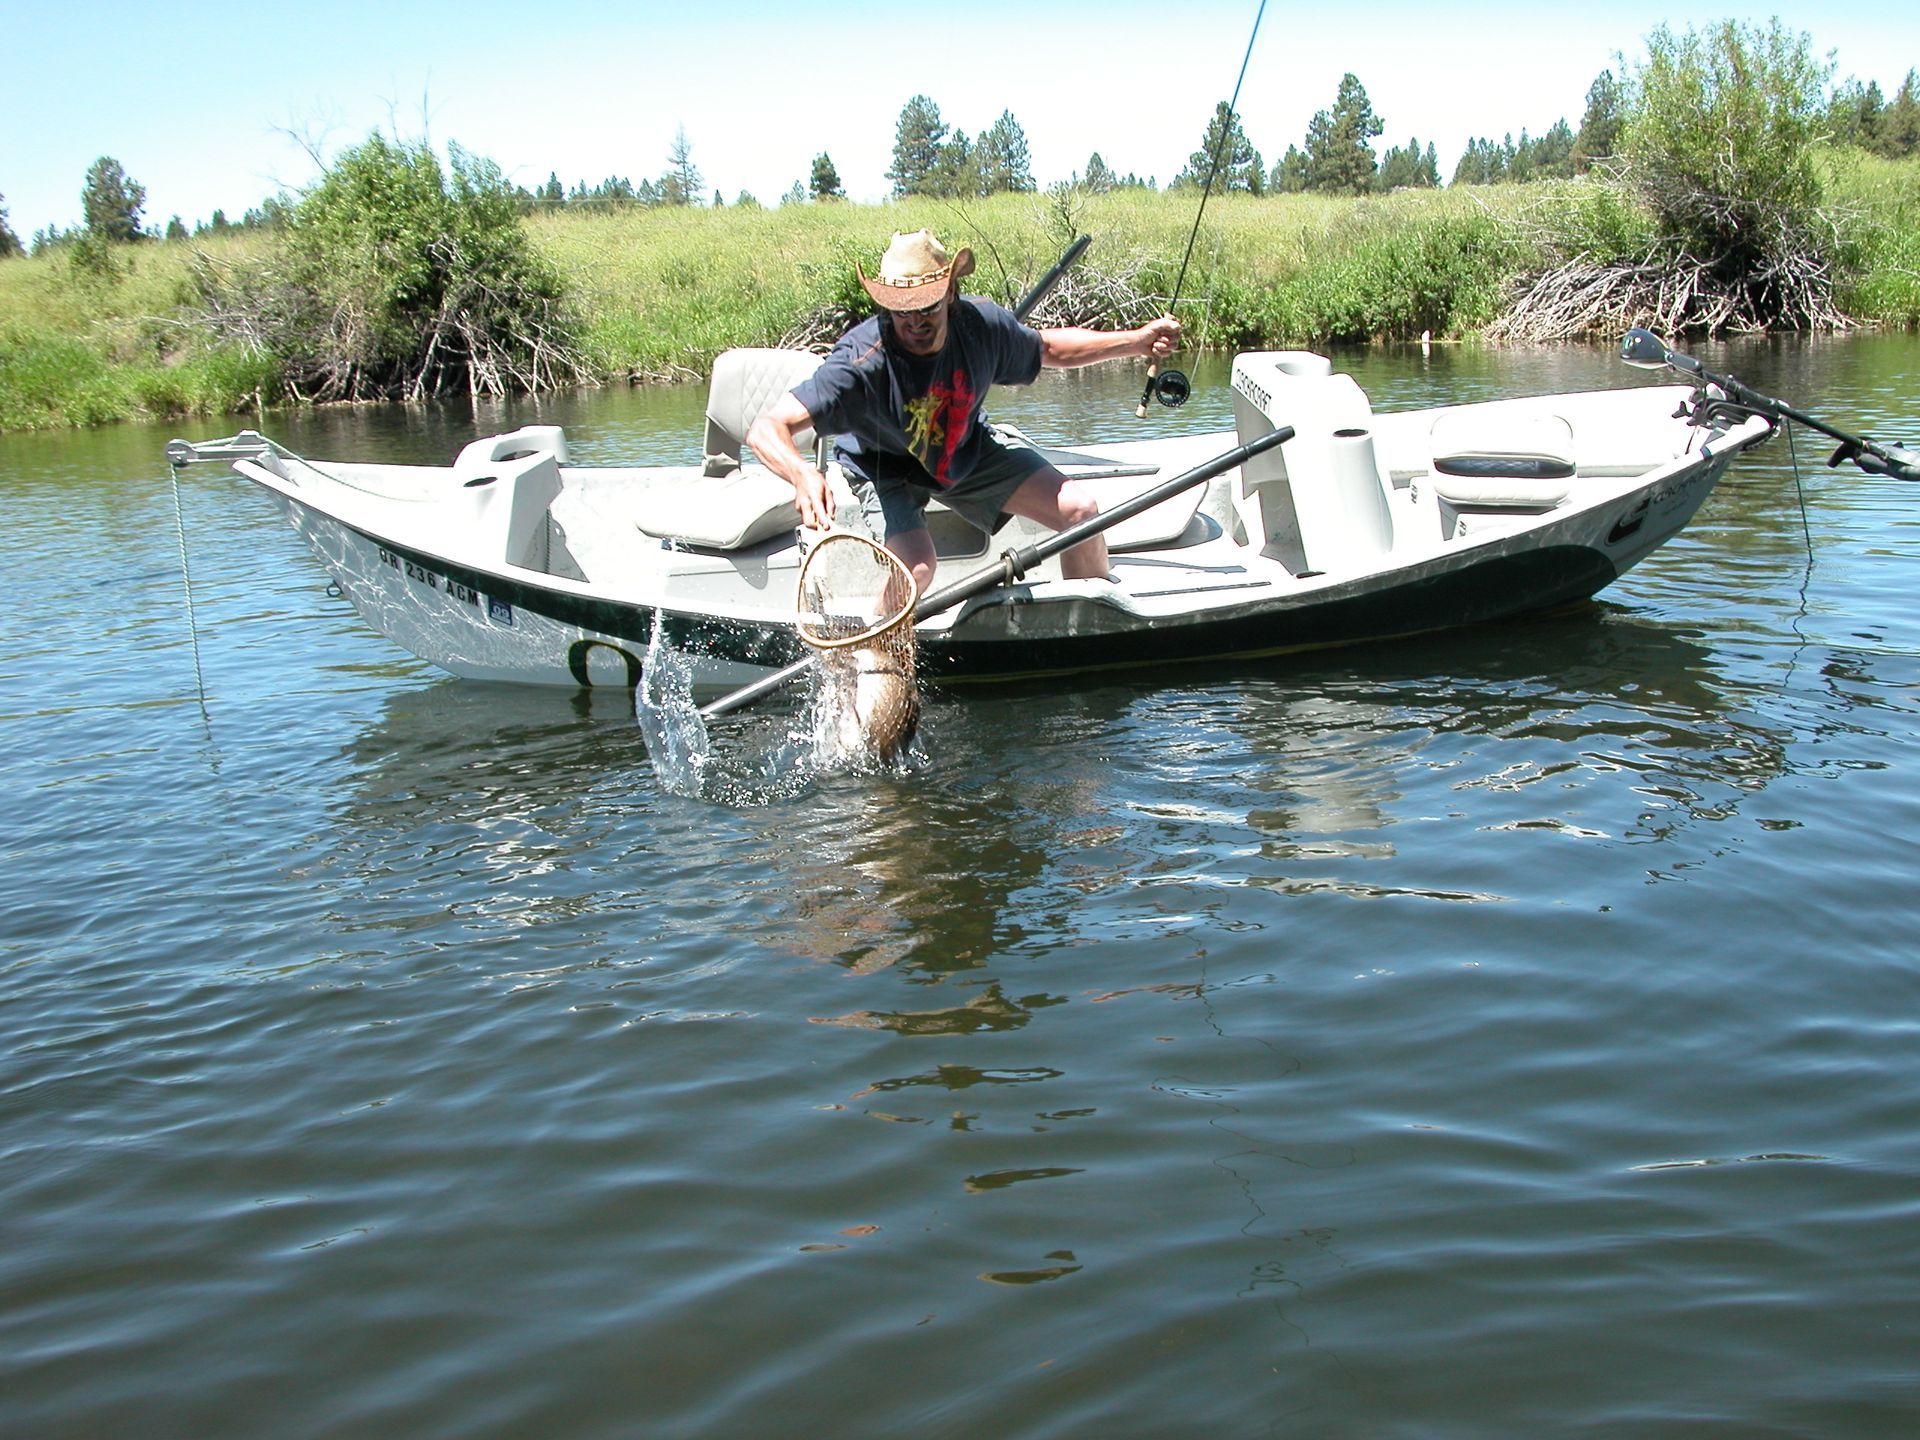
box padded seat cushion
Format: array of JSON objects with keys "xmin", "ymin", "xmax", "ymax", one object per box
[
  {"xmin": 1429, "ymin": 412, "xmax": 1575, "ymax": 508},
  {"xmin": 630, "ymin": 467, "xmax": 800, "ymax": 550}
]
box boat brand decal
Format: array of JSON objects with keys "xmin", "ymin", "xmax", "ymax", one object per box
[
  {"xmin": 567, "ymin": 639, "xmax": 644, "ymax": 688},
  {"xmin": 1606, "ymin": 501, "xmax": 1648, "ymax": 545}
]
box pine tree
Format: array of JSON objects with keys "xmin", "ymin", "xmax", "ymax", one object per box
[
  {"xmin": 1572, "ymin": 69, "xmax": 1622, "ymax": 173},
  {"xmin": 1269, "ymin": 145, "xmax": 1308, "ymax": 193},
  {"xmin": 1083, "ymin": 152, "xmax": 1115, "ymax": 193},
  {"xmin": 0, "ymin": 194, "xmax": 22, "ymax": 258},
  {"xmin": 1376, "ymin": 137, "xmax": 1442, "ymax": 190},
  {"xmin": 888, "ymin": 94, "xmax": 948, "ymax": 197},
  {"xmin": 660, "ymin": 126, "xmax": 701, "ymax": 206},
  {"xmin": 929, "ymin": 129, "xmax": 979, "ymax": 197},
  {"xmin": 977, "ymin": 110, "xmax": 1035, "ymax": 193},
  {"xmin": 1301, "ymin": 75, "xmax": 1382, "ymax": 194},
  {"xmin": 1530, "ymin": 119, "xmax": 1577, "ymax": 179},
  {"xmin": 1178, "ymin": 101, "xmax": 1263, "ymax": 194},
  {"xmin": 809, "ymin": 152, "xmax": 844, "ymax": 201},
  {"xmin": 1826, "ymin": 78, "xmax": 1887, "ymax": 150},
  {"xmin": 81, "ymin": 157, "xmax": 146, "ymax": 242},
  {"xmin": 781, "ymin": 180, "xmax": 806, "ymax": 207},
  {"xmin": 1883, "ymin": 69, "xmax": 1920, "ymax": 158}
]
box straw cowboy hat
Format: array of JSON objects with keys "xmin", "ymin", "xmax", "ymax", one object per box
[{"xmin": 858, "ymin": 229, "xmax": 976, "ymax": 311}]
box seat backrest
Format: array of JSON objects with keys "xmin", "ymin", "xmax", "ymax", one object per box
[{"xmin": 703, "ymin": 348, "xmax": 824, "ymax": 477}]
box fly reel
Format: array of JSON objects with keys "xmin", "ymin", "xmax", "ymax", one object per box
[
  {"xmin": 1134, "ymin": 365, "xmax": 1191, "ymax": 417},
  {"xmin": 1149, "ymin": 368, "xmax": 1190, "ymax": 407}
]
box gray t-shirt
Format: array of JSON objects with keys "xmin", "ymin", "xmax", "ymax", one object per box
[{"xmin": 791, "ymin": 298, "xmax": 1044, "ymax": 490}]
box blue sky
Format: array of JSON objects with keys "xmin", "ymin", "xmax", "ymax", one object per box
[{"xmin": 5, "ymin": 1, "xmax": 1918, "ymax": 239}]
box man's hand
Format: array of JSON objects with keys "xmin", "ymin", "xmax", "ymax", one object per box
[
  {"xmin": 791, "ymin": 466, "xmax": 833, "ymax": 530},
  {"xmin": 1140, "ymin": 315, "xmax": 1181, "ymax": 358}
]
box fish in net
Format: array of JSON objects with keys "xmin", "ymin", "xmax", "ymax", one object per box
[{"xmin": 795, "ymin": 530, "xmax": 920, "ymax": 761}]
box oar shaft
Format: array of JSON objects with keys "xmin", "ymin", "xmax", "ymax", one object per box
[
  {"xmin": 698, "ymin": 424, "xmax": 1294, "ymax": 718},
  {"xmin": 1014, "ymin": 235, "xmax": 1091, "ymax": 323},
  {"xmin": 917, "ymin": 424, "xmax": 1292, "ymax": 617}
]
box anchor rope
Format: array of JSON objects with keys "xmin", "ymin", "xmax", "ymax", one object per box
[{"xmin": 168, "ymin": 460, "xmax": 214, "ymax": 736}]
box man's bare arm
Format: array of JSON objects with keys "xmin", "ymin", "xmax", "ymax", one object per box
[{"xmin": 746, "ymin": 392, "xmax": 833, "ymax": 529}]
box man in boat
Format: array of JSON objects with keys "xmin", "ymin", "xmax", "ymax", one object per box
[{"xmin": 748, "ymin": 229, "xmax": 1181, "ymax": 594}]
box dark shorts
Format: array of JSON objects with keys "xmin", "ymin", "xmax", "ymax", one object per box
[{"xmin": 850, "ymin": 430, "xmax": 1053, "ymax": 540}]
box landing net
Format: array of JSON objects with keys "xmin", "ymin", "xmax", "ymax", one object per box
[
  {"xmin": 796, "ymin": 531, "xmax": 917, "ymax": 655},
  {"xmin": 795, "ymin": 530, "xmax": 920, "ymax": 760}
]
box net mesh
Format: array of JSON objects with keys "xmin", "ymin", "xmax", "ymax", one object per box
[
  {"xmin": 796, "ymin": 531, "xmax": 917, "ymax": 652},
  {"xmin": 795, "ymin": 531, "xmax": 919, "ymax": 757}
]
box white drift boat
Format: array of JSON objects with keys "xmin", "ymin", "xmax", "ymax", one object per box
[{"xmin": 168, "ymin": 342, "xmax": 1781, "ymax": 697}]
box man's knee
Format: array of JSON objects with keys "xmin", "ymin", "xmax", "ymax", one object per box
[
  {"xmin": 1056, "ymin": 479, "xmax": 1100, "ymax": 529},
  {"xmin": 886, "ymin": 531, "xmax": 939, "ymax": 596}
]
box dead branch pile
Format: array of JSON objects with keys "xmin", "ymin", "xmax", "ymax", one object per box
[
  {"xmin": 186, "ymin": 241, "xmax": 597, "ymax": 406},
  {"xmin": 1486, "ymin": 148, "xmax": 1854, "ymax": 343},
  {"xmin": 1487, "ymin": 245, "xmax": 1851, "ymax": 343}
]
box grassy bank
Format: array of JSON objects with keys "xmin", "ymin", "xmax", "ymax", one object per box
[
  {"xmin": 3, "ymin": 165, "xmax": 1917, "ymax": 434},
  {"xmin": 0, "ymin": 231, "xmax": 279, "ymax": 431},
  {"xmin": 532, "ymin": 186, "xmax": 1535, "ymax": 382}
]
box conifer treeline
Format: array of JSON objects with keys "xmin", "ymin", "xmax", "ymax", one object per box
[{"xmin": 7, "ymin": 63, "xmax": 1917, "ymax": 255}]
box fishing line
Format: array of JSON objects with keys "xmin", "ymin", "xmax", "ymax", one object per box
[
  {"xmin": 1138, "ymin": 0, "xmax": 1267, "ymax": 416},
  {"xmin": 1781, "ymin": 420, "xmax": 1818, "ymax": 694},
  {"xmin": 1173, "ymin": 0, "xmax": 1267, "ymax": 314}
]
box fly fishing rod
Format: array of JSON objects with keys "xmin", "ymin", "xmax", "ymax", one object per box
[
  {"xmin": 1138, "ymin": 0, "xmax": 1268, "ymax": 419},
  {"xmin": 1621, "ymin": 328, "xmax": 1920, "ymax": 481}
]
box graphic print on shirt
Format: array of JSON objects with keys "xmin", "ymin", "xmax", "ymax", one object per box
[{"xmin": 901, "ymin": 368, "xmax": 976, "ymax": 484}]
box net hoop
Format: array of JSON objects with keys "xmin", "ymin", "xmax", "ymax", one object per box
[{"xmin": 794, "ymin": 531, "xmax": 918, "ymax": 652}]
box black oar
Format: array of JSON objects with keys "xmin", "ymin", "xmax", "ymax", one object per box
[
  {"xmin": 700, "ymin": 424, "xmax": 1295, "ymax": 719},
  {"xmin": 1014, "ymin": 234, "xmax": 1091, "ymax": 322},
  {"xmin": 1622, "ymin": 327, "xmax": 1920, "ymax": 481}
]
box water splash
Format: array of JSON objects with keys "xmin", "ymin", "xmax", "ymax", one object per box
[
  {"xmin": 635, "ymin": 616, "xmax": 925, "ymax": 805},
  {"xmin": 633, "ymin": 614, "xmax": 711, "ymax": 798}
]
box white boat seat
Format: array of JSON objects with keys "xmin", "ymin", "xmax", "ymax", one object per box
[
  {"xmin": 627, "ymin": 466, "xmax": 803, "ymax": 550},
  {"xmin": 704, "ymin": 347, "xmax": 827, "ymax": 478},
  {"xmin": 1429, "ymin": 412, "xmax": 1575, "ymax": 508}
]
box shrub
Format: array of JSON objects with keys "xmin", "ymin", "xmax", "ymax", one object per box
[
  {"xmin": 198, "ymin": 134, "xmax": 592, "ymax": 402},
  {"xmin": 1494, "ymin": 20, "xmax": 1847, "ymax": 338}
]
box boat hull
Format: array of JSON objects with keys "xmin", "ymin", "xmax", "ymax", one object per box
[{"xmin": 269, "ymin": 432, "xmax": 1739, "ymax": 692}]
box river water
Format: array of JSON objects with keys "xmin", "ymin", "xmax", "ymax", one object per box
[{"xmin": 3, "ymin": 337, "xmax": 1917, "ymax": 1438}]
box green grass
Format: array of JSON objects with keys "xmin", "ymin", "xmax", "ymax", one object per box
[
  {"xmin": 2, "ymin": 164, "xmax": 1916, "ymax": 433},
  {"xmin": 0, "ymin": 231, "xmax": 278, "ymax": 430},
  {"xmin": 529, "ymin": 186, "xmax": 1542, "ymax": 379},
  {"xmin": 1825, "ymin": 150, "xmax": 1920, "ymax": 327}
]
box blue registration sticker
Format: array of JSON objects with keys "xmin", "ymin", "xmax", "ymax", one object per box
[{"xmin": 487, "ymin": 596, "xmax": 514, "ymax": 626}]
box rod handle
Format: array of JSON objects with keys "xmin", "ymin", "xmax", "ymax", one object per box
[{"xmin": 1134, "ymin": 363, "xmax": 1158, "ymax": 420}]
